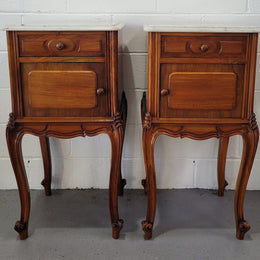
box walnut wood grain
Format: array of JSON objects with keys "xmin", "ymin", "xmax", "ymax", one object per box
[
  {"xmin": 235, "ymin": 114, "xmax": 259, "ymax": 239},
  {"xmin": 6, "ymin": 30, "xmax": 127, "ymax": 240},
  {"xmin": 142, "ymin": 31, "xmax": 258, "ymax": 241},
  {"xmin": 161, "ymin": 34, "xmax": 247, "ymax": 59},
  {"xmin": 21, "ymin": 62, "xmax": 107, "ymax": 117},
  {"xmin": 167, "ymin": 72, "xmax": 237, "ymax": 110},
  {"xmin": 160, "ymin": 63, "xmax": 244, "ymax": 119},
  {"xmin": 18, "ymin": 32, "xmax": 106, "ymax": 57},
  {"xmin": 28, "ymin": 70, "xmax": 98, "ymax": 109},
  {"xmin": 6, "ymin": 121, "xmax": 30, "ymax": 240}
]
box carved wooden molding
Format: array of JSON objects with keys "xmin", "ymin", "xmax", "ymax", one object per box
[
  {"xmin": 249, "ymin": 113, "xmax": 258, "ymax": 131},
  {"xmin": 112, "ymin": 219, "xmax": 124, "ymax": 239},
  {"xmin": 14, "ymin": 123, "xmax": 113, "ymax": 139},
  {"xmin": 7, "ymin": 113, "xmax": 16, "ymax": 130},
  {"xmin": 150, "ymin": 124, "xmax": 248, "ymax": 141},
  {"xmin": 143, "ymin": 113, "xmax": 152, "ymax": 130},
  {"xmin": 113, "ymin": 112, "xmax": 123, "ymax": 128},
  {"xmin": 142, "ymin": 220, "xmax": 153, "ymax": 240},
  {"xmin": 237, "ymin": 220, "xmax": 250, "ymax": 240},
  {"xmin": 14, "ymin": 220, "xmax": 26, "ymax": 233}
]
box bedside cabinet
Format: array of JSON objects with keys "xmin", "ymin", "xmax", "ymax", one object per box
[
  {"xmin": 141, "ymin": 26, "xmax": 259, "ymax": 240},
  {"xmin": 5, "ymin": 25, "xmax": 127, "ymax": 240}
]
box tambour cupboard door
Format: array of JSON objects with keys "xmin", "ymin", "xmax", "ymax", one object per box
[
  {"xmin": 160, "ymin": 63, "xmax": 245, "ymax": 118},
  {"xmin": 21, "ymin": 62, "xmax": 108, "ymax": 117}
]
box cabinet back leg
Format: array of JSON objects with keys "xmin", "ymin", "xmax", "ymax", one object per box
[
  {"xmin": 40, "ymin": 136, "xmax": 52, "ymax": 196},
  {"xmin": 108, "ymin": 126, "xmax": 124, "ymax": 239},
  {"xmin": 217, "ymin": 137, "xmax": 229, "ymax": 196}
]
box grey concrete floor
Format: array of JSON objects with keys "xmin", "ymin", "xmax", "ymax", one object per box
[{"xmin": 0, "ymin": 189, "xmax": 260, "ymax": 260}]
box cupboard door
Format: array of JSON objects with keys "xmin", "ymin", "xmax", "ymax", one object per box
[
  {"xmin": 160, "ymin": 63, "xmax": 245, "ymax": 118},
  {"xmin": 21, "ymin": 62, "xmax": 109, "ymax": 117}
]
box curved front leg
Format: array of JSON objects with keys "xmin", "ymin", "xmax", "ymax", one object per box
[
  {"xmin": 235, "ymin": 124, "xmax": 259, "ymax": 240},
  {"xmin": 217, "ymin": 137, "xmax": 229, "ymax": 196},
  {"xmin": 109, "ymin": 125, "xmax": 124, "ymax": 239},
  {"xmin": 142, "ymin": 127, "xmax": 157, "ymax": 240},
  {"xmin": 6, "ymin": 127, "xmax": 30, "ymax": 240},
  {"xmin": 39, "ymin": 136, "xmax": 52, "ymax": 196}
]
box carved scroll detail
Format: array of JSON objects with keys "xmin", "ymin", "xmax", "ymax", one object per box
[
  {"xmin": 112, "ymin": 219, "xmax": 124, "ymax": 230},
  {"xmin": 143, "ymin": 113, "xmax": 152, "ymax": 129},
  {"xmin": 80, "ymin": 124, "xmax": 87, "ymax": 137},
  {"xmin": 7, "ymin": 113, "xmax": 16, "ymax": 130},
  {"xmin": 237, "ymin": 220, "xmax": 251, "ymax": 240},
  {"xmin": 14, "ymin": 220, "xmax": 26, "ymax": 233},
  {"xmin": 113, "ymin": 112, "xmax": 123, "ymax": 128},
  {"xmin": 142, "ymin": 220, "xmax": 153, "ymax": 240},
  {"xmin": 249, "ymin": 113, "xmax": 258, "ymax": 130},
  {"xmin": 112, "ymin": 219, "xmax": 124, "ymax": 239}
]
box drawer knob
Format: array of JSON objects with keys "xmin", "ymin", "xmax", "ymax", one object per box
[
  {"xmin": 200, "ymin": 44, "xmax": 209, "ymax": 52},
  {"xmin": 161, "ymin": 89, "xmax": 169, "ymax": 96},
  {"xmin": 97, "ymin": 88, "xmax": 105, "ymax": 95},
  {"xmin": 56, "ymin": 42, "xmax": 65, "ymax": 50}
]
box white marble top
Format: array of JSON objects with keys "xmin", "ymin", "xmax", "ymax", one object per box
[
  {"xmin": 3, "ymin": 23, "xmax": 124, "ymax": 31},
  {"xmin": 144, "ymin": 25, "xmax": 260, "ymax": 33}
]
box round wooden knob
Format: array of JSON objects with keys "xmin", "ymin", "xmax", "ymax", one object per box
[
  {"xmin": 160, "ymin": 89, "xmax": 169, "ymax": 96},
  {"xmin": 200, "ymin": 44, "xmax": 209, "ymax": 52},
  {"xmin": 97, "ymin": 88, "xmax": 105, "ymax": 95},
  {"xmin": 56, "ymin": 42, "xmax": 65, "ymax": 50}
]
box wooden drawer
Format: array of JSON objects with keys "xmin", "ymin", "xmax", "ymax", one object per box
[
  {"xmin": 21, "ymin": 62, "xmax": 108, "ymax": 117},
  {"xmin": 18, "ymin": 32, "xmax": 106, "ymax": 57},
  {"xmin": 159, "ymin": 63, "xmax": 245, "ymax": 118},
  {"xmin": 161, "ymin": 34, "xmax": 247, "ymax": 59}
]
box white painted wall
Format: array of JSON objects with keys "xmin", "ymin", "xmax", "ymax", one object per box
[{"xmin": 0, "ymin": 0, "xmax": 260, "ymax": 190}]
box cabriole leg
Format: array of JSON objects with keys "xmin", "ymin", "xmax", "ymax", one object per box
[
  {"xmin": 6, "ymin": 126, "xmax": 30, "ymax": 240},
  {"xmin": 109, "ymin": 125, "xmax": 124, "ymax": 239},
  {"xmin": 235, "ymin": 123, "xmax": 259, "ymax": 239},
  {"xmin": 142, "ymin": 128, "xmax": 157, "ymax": 240}
]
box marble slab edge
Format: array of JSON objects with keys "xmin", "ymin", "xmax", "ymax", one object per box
[
  {"xmin": 3, "ymin": 23, "xmax": 124, "ymax": 31},
  {"xmin": 144, "ymin": 25, "xmax": 260, "ymax": 33}
]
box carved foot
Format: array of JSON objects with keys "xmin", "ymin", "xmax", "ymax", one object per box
[
  {"xmin": 118, "ymin": 179, "xmax": 126, "ymax": 197},
  {"xmin": 14, "ymin": 221, "xmax": 28, "ymax": 240},
  {"xmin": 41, "ymin": 179, "xmax": 52, "ymax": 196},
  {"xmin": 142, "ymin": 220, "xmax": 153, "ymax": 240},
  {"xmin": 236, "ymin": 220, "xmax": 251, "ymax": 240},
  {"xmin": 112, "ymin": 219, "xmax": 124, "ymax": 239},
  {"xmin": 218, "ymin": 180, "xmax": 228, "ymax": 197},
  {"xmin": 141, "ymin": 179, "xmax": 148, "ymax": 194}
]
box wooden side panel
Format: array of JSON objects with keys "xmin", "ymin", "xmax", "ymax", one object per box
[
  {"xmin": 147, "ymin": 32, "xmax": 160, "ymax": 117},
  {"xmin": 28, "ymin": 71, "xmax": 97, "ymax": 109},
  {"xmin": 7, "ymin": 31, "xmax": 23, "ymax": 116},
  {"xmin": 168, "ymin": 72, "xmax": 237, "ymax": 110}
]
